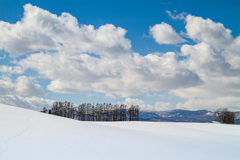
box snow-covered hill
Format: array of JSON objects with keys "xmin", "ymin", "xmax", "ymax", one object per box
[{"xmin": 1, "ymin": 104, "xmax": 240, "ymax": 160}]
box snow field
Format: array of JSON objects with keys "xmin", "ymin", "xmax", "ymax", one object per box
[{"xmin": 0, "ymin": 104, "xmax": 240, "ymax": 160}]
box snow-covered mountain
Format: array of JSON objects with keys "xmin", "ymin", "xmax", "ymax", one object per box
[
  {"xmin": 1, "ymin": 104, "xmax": 240, "ymax": 160},
  {"xmin": 140, "ymin": 109, "xmax": 240, "ymax": 124},
  {"xmin": 140, "ymin": 110, "xmax": 215, "ymax": 123}
]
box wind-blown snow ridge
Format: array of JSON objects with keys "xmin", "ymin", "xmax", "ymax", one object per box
[{"xmin": 0, "ymin": 104, "xmax": 240, "ymax": 160}]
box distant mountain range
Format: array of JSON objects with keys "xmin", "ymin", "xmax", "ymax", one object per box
[{"xmin": 140, "ymin": 109, "xmax": 240, "ymax": 124}]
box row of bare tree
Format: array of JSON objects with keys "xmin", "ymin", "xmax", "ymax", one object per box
[{"xmin": 42, "ymin": 101, "xmax": 139, "ymax": 121}]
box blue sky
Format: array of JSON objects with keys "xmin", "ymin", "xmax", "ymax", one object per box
[{"xmin": 0, "ymin": 0, "xmax": 240, "ymax": 111}]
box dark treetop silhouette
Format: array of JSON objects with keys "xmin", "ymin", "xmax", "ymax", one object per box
[{"xmin": 42, "ymin": 101, "xmax": 139, "ymax": 121}]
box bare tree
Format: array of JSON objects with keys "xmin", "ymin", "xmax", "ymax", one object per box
[
  {"xmin": 215, "ymin": 108, "xmax": 236, "ymax": 124},
  {"xmin": 49, "ymin": 101, "xmax": 140, "ymax": 122}
]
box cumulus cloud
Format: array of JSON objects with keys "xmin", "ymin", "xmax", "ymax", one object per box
[
  {"xmin": 0, "ymin": 4, "xmax": 201, "ymax": 98},
  {"xmin": 0, "ymin": 4, "xmax": 240, "ymax": 111},
  {"xmin": 171, "ymin": 15, "xmax": 240, "ymax": 109},
  {"xmin": 0, "ymin": 73, "xmax": 52, "ymax": 110},
  {"xmin": 222, "ymin": 36, "xmax": 240, "ymax": 70},
  {"xmin": 185, "ymin": 15, "xmax": 234, "ymax": 50},
  {"xmin": 0, "ymin": 95, "xmax": 54, "ymax": 110},
  {"xmin": 0, "ymin": 75, "xmax": 45, "ymax": 96},
  {"xmin": 0, "ymin": 4, "xmax": 131, "ymax": 57},
  {"xmin": 174, "ymin": 24, "xmax": 240, "ymax": 100},
  {"xmin": 17, "ymin": 51, "xmax": 201, "ymax": 97},
  {"xmin": 150, "ymin": 22, "xmax": 186, "ymax": 45}
]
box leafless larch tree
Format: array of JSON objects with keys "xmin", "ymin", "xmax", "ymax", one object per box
[{"xmin": 47, "ymin": 101, "xmax": 139, "ymax": 121}]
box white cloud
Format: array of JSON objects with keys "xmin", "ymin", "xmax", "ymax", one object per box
[
  {"xmin": 166, "ymin": 10, "xmax": 187, "ymax": 20},
  {"xmin": 0, "ymin": 75, "xmax": 45, "ymax": 96},
  {"xmin": 123, "ymin": 98, "xmax": 175, "ymax": 111},
  {"xmin": 174, "ymin": 35, "xmax": 240, "ymax": 100},
  {"xmin": 185, "ymin": 15, "xmax": 234, "ymax": 50},
  {"xmin": 150, "ymin": 22, "xmax": 186, "ymax": 45},
  {"xmin": 0, "ymin": 4, "xmax": 131, "ymax": 57},
  {"xmin": 171, "ymin": 15, "xmax": 240, "ymax": 108},
  {"xmin": 0, "ymin": 95, "xmax": 54, "ymax": 110},
  {"xmin": 17, "ymin": 51, "xmax": 201, "ymax": 97},
  {"xmin": 176, "ymin": 98, "xmax": 240, "ymax": 111},
  {"xmin": 123, "ymin": 98, "xmax": 154, "ymax": 111},
  {"xmin": 222, "ymin": 35, "xmax": 240, "ymax": 70},
  {"xmin": 0, "ymin": 4, "xmax": 239, "ymax": 111},
  {"xmin": 0, "ymin": 4, "xmax": 201, "ymax": 98},
  {"xmin": 0, "ymin": 65, "xmax": 24, "ymax": 74}
]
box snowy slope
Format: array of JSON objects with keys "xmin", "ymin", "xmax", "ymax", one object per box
[{"xmin": 1, "ymin": 104, "xmax": 240, "ymax": 160}]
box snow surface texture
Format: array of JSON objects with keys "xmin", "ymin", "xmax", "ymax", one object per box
[{"xmin": 0, "ymin": 104, "xmax": 240, "ymax": 160}]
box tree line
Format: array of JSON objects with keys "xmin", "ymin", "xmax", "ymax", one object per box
[{"xmin": 41, "ymin": 101, "xmax": 139, "ymax": 121}]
